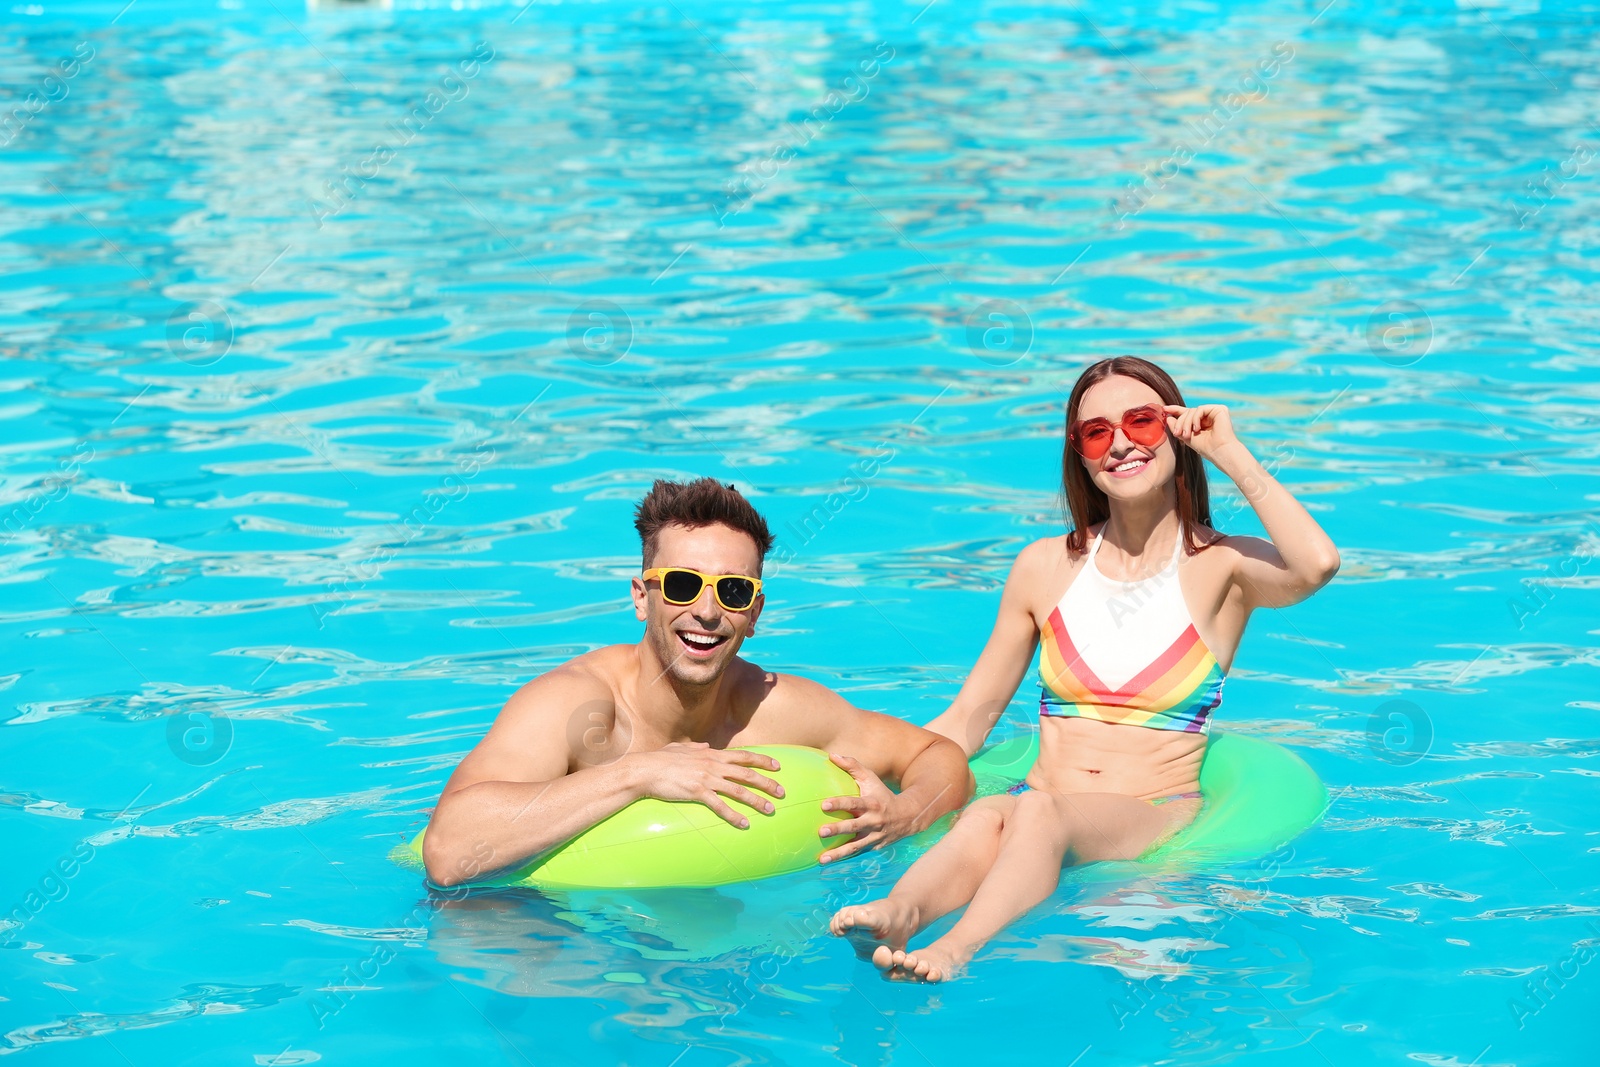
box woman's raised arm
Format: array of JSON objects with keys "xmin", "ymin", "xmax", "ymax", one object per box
[{"xmin": 1164, "ymin": 402, "xmax": 1340, "ymax": 609}]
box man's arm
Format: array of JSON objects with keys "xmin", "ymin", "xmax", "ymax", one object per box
[
  {"xmin": 423, "ymin": 669, "xmax": 635, "ymax": 887},
  {"xmin": 762, "ymin": 674, "xmax": 975, "ymax": 863},
  {"xmin": 424, "ymin": 667, "xmax": 787, "ymax": 887}
]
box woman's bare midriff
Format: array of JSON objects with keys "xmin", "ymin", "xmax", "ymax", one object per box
[{"xmin": 1026, "ymin": 715, "xmax": 1205, "ymax": 800}]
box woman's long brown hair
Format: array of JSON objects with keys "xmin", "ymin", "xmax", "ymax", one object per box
[{"xmin": 1062, "ymin": 357, "xmax": 1214, "ymax": 556}]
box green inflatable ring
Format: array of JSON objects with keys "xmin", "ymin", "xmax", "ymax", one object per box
[
  {"xmin": 392, "ymin": 731, "xmax": 1326, "ymax": 890},
  {"xmin": 964, "ymin": 729, "xmax": 1328, "ymax": 867},
  {"xmin": 392, "ymin": 744, "xmax": 859, "ymax": 890}
]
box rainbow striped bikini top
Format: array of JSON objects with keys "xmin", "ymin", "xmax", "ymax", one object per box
[{"xmin": 1037, "ymin": 528, "xmax": 1225, "ymax": 734}]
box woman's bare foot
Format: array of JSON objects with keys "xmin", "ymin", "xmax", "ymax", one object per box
[
  {"xmin": 869, "ymin": 939, "xmax": 974, "ymax": 983},
  {"xmin": 829, "ymin": 898, "xmax": 923, "ymax": 958}
]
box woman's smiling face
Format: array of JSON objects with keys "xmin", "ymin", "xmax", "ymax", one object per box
[{"xmin": 1074, "ymin": 374, "xmax": 1176, "ymax": 500}]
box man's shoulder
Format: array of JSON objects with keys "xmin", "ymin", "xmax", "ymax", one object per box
[
  {"xmin": 733, "ymin": 659, "xmax": 862, "ymax": 724},
  {"xmin": 725, "ymin": 653, "xmax": 826, "ymax": 698},
  {"xmin": 504, "ymin": 645, "xmax": 631, "ymax": 716}
]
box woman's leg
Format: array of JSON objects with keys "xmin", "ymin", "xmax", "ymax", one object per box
[
  {"xmin": 829, "ymin": 794, "xmax": 1016, "ymax": 954},
  {"xmin": 883, "ymin": 789, "xmax": 1194, "ymax": 982}
]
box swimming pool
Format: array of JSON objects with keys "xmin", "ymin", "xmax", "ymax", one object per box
[{"xmin": 3, "ymin": 0, "xmax": 1597, "ymax": 1062}]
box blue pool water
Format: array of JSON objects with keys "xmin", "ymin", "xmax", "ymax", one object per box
[{"xmin": 4, "ymin": 0, "xmax": 1599, "ymax": 1063}]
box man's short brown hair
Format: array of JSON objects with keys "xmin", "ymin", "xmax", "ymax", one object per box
[{"xmin": 633, "ymin": 478, "xmax": 774, "ymax": 572}]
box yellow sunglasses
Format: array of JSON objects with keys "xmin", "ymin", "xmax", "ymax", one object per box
[{"xmin": 641, "ymin": 567, "xmax": 762, "ymax": 611}]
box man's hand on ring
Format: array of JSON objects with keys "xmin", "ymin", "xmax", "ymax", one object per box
[{"xmin": 817, "ymin": 753, "xmax": 906, "ymax": 863}]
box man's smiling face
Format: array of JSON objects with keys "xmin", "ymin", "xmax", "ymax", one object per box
[{"xmin": 632, "ymin": 522, "xmax": 765, "ymax": 688}]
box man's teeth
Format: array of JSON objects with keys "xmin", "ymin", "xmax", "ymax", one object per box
[
  {"xmin": 1113, "ymin": 458, "xmax": 1147, "ymax": 472},
  {"xmin": 681, "ymin": 632, "xmax": 723, "ymax": 648}
]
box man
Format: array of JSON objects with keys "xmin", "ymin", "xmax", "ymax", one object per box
[{"xmin": 424, "ymin": 477, "xmax": 974, "ymax": 887}]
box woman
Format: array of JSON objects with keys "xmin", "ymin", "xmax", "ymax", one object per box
[{"xmin": 829, "ymin": 356, "xmax": 1340, "ymax": 982}]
